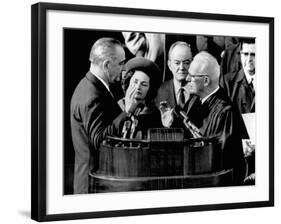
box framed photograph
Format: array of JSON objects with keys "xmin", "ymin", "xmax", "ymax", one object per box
[{"xmin": 31, "ymin": 2, "xmax": 274, "ymax": 222}]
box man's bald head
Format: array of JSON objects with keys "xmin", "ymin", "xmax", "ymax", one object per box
[
  {"xmin": 188, "ymin": 51, "xmax": 220, "ymax": 87},
  {"xmin": 89, "ymin": 37, "xmax": 126, "ymax": 85},
  {"xmin": 89, "ymin": 37, "xmax": 123, "ymax": 65},
  {"xmin": 187, "ymin": 51, "xmax": 220, "ymax": 98}
]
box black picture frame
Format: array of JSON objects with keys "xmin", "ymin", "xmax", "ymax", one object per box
[{"xmin": 31, "ymin": 2, "xmax": 274, "ymax": 222}]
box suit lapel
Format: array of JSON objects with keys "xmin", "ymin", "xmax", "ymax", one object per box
[
  {"xmin": 167, "ymin": 80, "xmax": 177, "ymax": 108},
  {"xmin": 231, "ymin": 69, "xmax": 245, "ymax": 100}
]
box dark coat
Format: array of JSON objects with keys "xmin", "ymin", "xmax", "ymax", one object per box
[
  {"xmin": 220, "ymin": 69, "xmax": 255, "ymax": 113},
  {"xmin": 155, "ymin": 79, "xmax": 201, "ymax": 135},
  {"xmin": 155, "ymin": 79, "xmax": 177, "ymax": 109},
  {"xmin": 189, "ymin": 88, "xmax": 247, "ymax": 184},
  {"xmin": 70, "ymin": 72, "xmax": 127, "ymax": 194}
]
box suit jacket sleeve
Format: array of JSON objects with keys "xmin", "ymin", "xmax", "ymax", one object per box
[{"xmin": 82, "ymin": 97, "xmax": 127, "ymax": 152}]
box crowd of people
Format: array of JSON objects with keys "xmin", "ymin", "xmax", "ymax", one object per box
[{"xmin": 70, "ymin": 34, "xmax": 256, "ymax": 194}]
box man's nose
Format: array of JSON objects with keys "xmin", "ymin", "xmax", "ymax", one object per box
[
  {"xmin": 121, "ymin": 64, "xmax": 126, "ymax": 72},
  {"xmin": 116, "ymin": 75, "xmax": 121, "ymax": 82},
  {"xmin": 121, "ymin": 71, "xmax": 126, "ymax": 79},
  {"xmin": 186, "ymin": 74, "xmax": 191, "ymax": 82},
  {"xmin": 179, "ymin": 62, "xmax": 185, "ymax": 69}
]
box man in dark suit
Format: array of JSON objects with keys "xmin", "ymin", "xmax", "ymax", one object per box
[
  {"xmin": 70, "ymin": 38, "xmax": 137, "ymax": 194},
  {"xmin": 220, "ymin": 38, "xmax": 256, "ymax": 185},
  {"xmin": 155, "ymin": 41, "xmax": 193, "ymax": 109},
  {"xmin": 155, "ymin": 41, "xmax": 200, "ymax": 128},
  {"xmin": 220, "ymin": 38, "xmax": 255, "ymax": 113}
]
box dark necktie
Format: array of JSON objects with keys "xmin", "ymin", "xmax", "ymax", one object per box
[
  {"xmin": 249, "ymin": 78, "xmax": 254, "ymax": 91},
  {"xmin": 249, "ymin": 81, "xmax": 254, "ymax": 90},
  {"xmin": 178, "ymin": 88, "xmax": 185, "ymax": 108}
]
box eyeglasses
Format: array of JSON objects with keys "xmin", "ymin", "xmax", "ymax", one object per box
[
  {"xmin": 240, "ymin": 52, "xmax": 255, "ymax": 57},
  {"xmin": 187, "ymin": 73, "xmax": 208, "ymax": 79}
]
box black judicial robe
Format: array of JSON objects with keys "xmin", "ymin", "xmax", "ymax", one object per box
[{"xmin": 188, "ymin": 88, "xmax": 248, "ymax": 184}]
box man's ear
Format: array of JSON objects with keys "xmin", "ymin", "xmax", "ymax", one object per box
[
  {"xmin": 167, "ymin": 59, "xmax": 172, "ymax": 70},
  {"xmin": 102, "ymin": 59, "xmax": 110, "ymax": 72},
  {"xmin": 203, "ymin": 76, "xmax": 210, "ymax": 86}
]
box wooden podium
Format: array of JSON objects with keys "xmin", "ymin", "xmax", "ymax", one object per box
[{"xmin": 89, "ymin": 128, "xmax": 233, "ymax": 193}]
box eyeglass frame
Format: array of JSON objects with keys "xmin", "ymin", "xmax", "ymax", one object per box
[{"xmin": 187, "ymin": 73, "xmax": 208, "ymax": 80}]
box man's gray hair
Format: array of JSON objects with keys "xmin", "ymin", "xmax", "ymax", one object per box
[
  {"xmin": 192, "ymin": 51, "xmax": 220, "ymax": 85},
  {"xmin": 89, "ymin": 37, "xmax": 123, "ymax": 65},
  {"xmin": 168, "ymin": 41, "xmax": 192, "ymax": 59}
]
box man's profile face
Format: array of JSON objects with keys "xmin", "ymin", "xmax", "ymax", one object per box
[
  {"xmin": 186, "ymin": 61, "xmax": 206, "ymax": 96},
  {"xmin": 108, "ymin": 45, "xmax": 126, "ymax": 84},
  {"xmin": 240, "ymin": 43, "xmax": 255, "ymax": 75},
  {"xmin": 168, "ymin": 45, "xmax": 192, "ymax": 83}
]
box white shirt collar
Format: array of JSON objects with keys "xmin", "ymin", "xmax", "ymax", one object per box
[
  {"xmin": 90, "ymin": 65, "xmax": 113, "ymax": 97},
  {"xmin": 201, "ymin": 86, "xmax": 220, "ymax": 104},
  {"xmin": 244, "ymin": 69, "xmax": 255, "ymax": 84}
]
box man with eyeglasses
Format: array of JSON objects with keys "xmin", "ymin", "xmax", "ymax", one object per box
[
  {"xmin": 220, "ymin": 38, "xmax": 256, "ymax": 113},
  {"xmin": 155, "ymin": 41, "xmax": 200, "ymax": 128},
  {"xmin": 70, "ymin": 38, "xmax": 130, "ymax": 194},
  {"xmin": 185, "ymin": 51, "xmax": 248, "ymax": 185}
]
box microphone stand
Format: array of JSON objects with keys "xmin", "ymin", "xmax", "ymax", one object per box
[
  {"xmin": 177, "ymin": 110, "xmax": 202, "ymax": 138},
  {"xmin": 121, "ymin": 103, "xmax": 144, "ymax": 139}
]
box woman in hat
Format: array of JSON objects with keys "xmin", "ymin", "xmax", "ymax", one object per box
[{"xmin": 119, "ymin": 57, "xmax": 163, "ymax": 139}]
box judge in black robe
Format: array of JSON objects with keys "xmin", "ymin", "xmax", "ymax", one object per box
[{"xmin": 185, "ymin": 51, "xmax": 247, "ymax": 184}]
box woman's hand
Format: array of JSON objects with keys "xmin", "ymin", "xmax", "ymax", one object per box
[{"xmin": 125, "ymin": 84, "xmax": 139, "ymax": 114}]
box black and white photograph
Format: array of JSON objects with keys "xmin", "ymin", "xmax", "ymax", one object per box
[
  {"xmin": 64, "ymin": 29, "xmax": 256, "ymax": 195},
  {"xmin": 30, "ymin": 2, "xmax": 274, "ymax": 222}
]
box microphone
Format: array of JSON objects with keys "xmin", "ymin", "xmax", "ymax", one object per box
[
  {"xmin": 122, "ymin": 120, "xmax": 131, "ymax": 139},
  {"xmin": 122, "ymin": 103, "xmax": 144, "ymax": 139},
  {"xmin": 133, "ymin": 103, "xmax": 144, "ymax": 117},
  {"xmin": 174, "ymin": 109, "xmax": 202, "ymax": 138},
  {"xmin": 129, "ymin": 103, "xmax": 144, "ymax": 139}
]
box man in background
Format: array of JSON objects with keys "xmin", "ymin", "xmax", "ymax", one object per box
[
  {"xmin": 220, "ymin": 38, "xmax": 256, "ymax": 184},
  {"xmin": 155, "ymin": 41, "xmax": 193, "ymax": 109},
  {"xmin": 155, "ymin": 41, "xmax": 200, "ymax": 129},
  {"xmin": 220, "ymin": 38, "xmax": 255, "ymax": 113}
]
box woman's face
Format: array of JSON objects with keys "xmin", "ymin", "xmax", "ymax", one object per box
[{"xmin": 128, "ymin": 70, "xmax": 150, "ymax": 101}]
